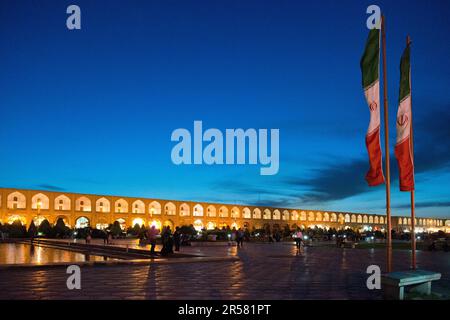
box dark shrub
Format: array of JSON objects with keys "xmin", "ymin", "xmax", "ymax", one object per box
[
  {"xmin": 38, "ymin": 219, "xmax": 53, "ymax": 237},
  {"xmin": 110, "ymin": 221, "xmax": 122, "ymax": 237},
  {"xmin": 9, "ymin": 220, "xmax": 26, "ymax": 238},
  {"xmin": 54, "ymin": 218, "xmax": 71, "ymax": 238},
  {"xmin": 28, "ymin": 220, "xmax": 37, "ymax": 238}
]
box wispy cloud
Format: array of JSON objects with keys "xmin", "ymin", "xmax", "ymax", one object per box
[
  {"xmin": 36, "ymin": 184, "xmax": 66, "ymax": 191},
  {"xmin": 393, "ymin": 201, "xmax": 450, "ymax": 209},
  {"xmin": 211, "ymin": 106, "xmax": 450, "ymax": 208}
]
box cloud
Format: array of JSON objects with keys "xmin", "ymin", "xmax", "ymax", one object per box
[
  {"xmin": 284, "ymin": 158, "xmax": 372, "ymax": 204},
  {"xmin": 208, "ymin": 105, "xmax": 450, "ymax": 208},
  {"xmin": 36, "ymin": 184, "xmax": 66, "ymax": 191},
  {"xmin": 411, "ymin": 105, "xmax": 450, "ymax": 174},
  {"xmin": 284, "ymin": 105, "xmax": 450, "ymax": 204},
  {"xmin": 393, "ymin": 201, "xmax": 450, "ymax": 209}
]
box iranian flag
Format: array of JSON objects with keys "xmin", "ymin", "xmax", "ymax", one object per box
[
  {"xmin": 394, "ymin": 44, "xmax": 415, "ymax": 191},
  {"xmin": 360, "ymin": 29, "xmax": 385, "ymax": 186}
]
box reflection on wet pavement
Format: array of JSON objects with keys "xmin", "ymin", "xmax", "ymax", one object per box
[{"xmin": 0, "ymin": 243, "xmax": 114, "ymax": 264}]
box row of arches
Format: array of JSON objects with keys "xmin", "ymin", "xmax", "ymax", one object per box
[
  {"xmin": 3, "ymin": 191, "xmax": 444, "ymax": 227},
  {"xmin": 398, "ymin": 217, "xmax": 444, "ymax": 227},
  {"xmin": 5, "ymin": 191, "xmax": 162, "ymax": 214}
]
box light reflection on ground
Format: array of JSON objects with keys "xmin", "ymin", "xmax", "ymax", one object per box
[{"xmin": 0, "ymin": 243, "xmax": 113, "ymax": 264}]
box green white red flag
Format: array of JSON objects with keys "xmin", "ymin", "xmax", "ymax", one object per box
[
  {"xmin": 360, "ymin": 29, "xmax": 385, "ymax": 186},
  {"xmin": 394, "ymin": 44, "xmax": 415, "ymax": 191}
]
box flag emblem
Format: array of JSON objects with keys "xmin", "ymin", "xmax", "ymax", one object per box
[{"xmin": 360, "ymin": 29, "xmax": 385, "ymax": 186}]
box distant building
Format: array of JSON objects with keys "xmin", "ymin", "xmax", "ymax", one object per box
[{"xmin": 0, "ymin": 188, "xmax": 448, "ymax": 233}]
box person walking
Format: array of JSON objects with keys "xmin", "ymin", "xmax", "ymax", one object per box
[
  {"xmin": 294, "ymin": 228, "xmax": 303, "ymax": 251},
  {"xmin": 173, "ymin": 226, "xmax": 181, "ymax": 252},
  {"xmin": 147, "ymin": 225, "xmax": 159, "ymax": 255},
  {"xmin": 236, "ymin": 228, "xmax": 244, "ymax": 248}
]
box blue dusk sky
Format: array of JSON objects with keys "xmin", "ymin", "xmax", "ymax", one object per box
[{"xmin": 1, "ymin": 0, "xmax": 449, "ymax": 218}]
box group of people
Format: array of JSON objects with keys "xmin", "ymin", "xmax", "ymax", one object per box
[
  {"xmin": 145, "ymin": 225, "xmax": 183, "ymax": 256},
  {"xmin": 229, "ymin": 228, "xmax": 245, "ymax": 247}
]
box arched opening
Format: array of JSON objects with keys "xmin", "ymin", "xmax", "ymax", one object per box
[
  {"xmin": 96, "ymin": 197, "xmax": 110, "ymax": 213},
  {"xmin": 323, "ymin": 212, "xmax": 330, "ymax": 222},
  {"xmin": 206, "ymin": 221, "xmax": 216, "ymax": 230},
  {"xmin": 149, "ymin": 201, "xmax": 161, "ymax": 215},
  {"xmin": 207, "ymin": 205, "xmax": 216, "ymax": 217},
  {"xmin": 351, "ymin": 215, "xmax": 356, "ymax": 223},
  {"xmin": 316, "ymin": 212, "xmax": 323, "ymax": 222},
  {"xmin": 282, "ymin": 210, "xmax": 290, "ymax": 221},
  {"xmin": 31, "ymin": 193, "xmax": 50, "ymax": 210},
  {"xmin": 75, "ymin": 217, "xmax": 90, "ymax": 229},
  {"xmin": 219, "ymin": 206, "xmax": 229, "ymax": 218},
  {"xmin": 300, "ymin": 211, "xmax": 307, "ymax": 221},
  {"xmin": 179, "ymin": 203, "xmax": 190, "ymax": 216},
  {"xmin": 345, "ymin": 214, "xmax": 350, "ymax": 223},
  {"xmin": 7, "ymin": 192, "xmax": 26, "ymax": 209},
  {"xmin": 193, "ymin": 204, "xmax": 204, "ymax": 217},
  {"xmin": 330, "ymin": 213, "xmax": 337, "ymax": 222},
  {"xmin": 369, "ymin": 216, "xmax": 374, "ymax": 224},
  {"xmin": 165, "ymin": 202, "xmax": 176, "ymax": 215},
  {"xmin": 114, "ymin": 199, "xmax": 128, "ymax": 213},
  {"xmin": 379, "ymin": 216, "xmax": 384, "ymax": 224},
  {"xmin": 132, "ymin": 217, "xmax": 145, "ymax": 227},
  {"xmin": 357, "ymin": 215, "xmax": 362, "ymax": 223},
  {"xmin": 193, "ymin": 219, "xmax": 203, "ymax": 231},
  {"xmin": 55, "ymin": 195, "xmax": 71, "ymax": 211},
  {"xmin": 253, "ymin": 208, "xmax": 261, "ymax": 219},
  {"xmin": 363, "ymin": 215, "xmax": 368, "ymax": 223},
  {"xmin": 231, "ymin": 207, "xmax": 240, "ymax": 218},
  {"xmin": 242, "ymin": 207, "xmax": 251, "ymax": 219},
  {"xmin": 231, "ymin": 222, "xmax": 239, "ymax": 229},
  {"xmin": 76, "ymin": 197, "xmax": 92, "ymax": 212},
  {"xmin": 132, "ymin": 200, "xmax": 145, "ymax": 214},
  {"xmin": 272, "ymin": 210, "xmax": 281, "ymax": 220},
  {"xmin": 263, "ymin": 209, "xmax": 271, "ymax": 220},
  {"xmin": 291, "ymin": 211, "xmax": 299, "ymax": 221}
]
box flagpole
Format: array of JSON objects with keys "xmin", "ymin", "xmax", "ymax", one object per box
[
  {"xmin": 381, "ymin": 15, "xmax": 392, "ymax": 273},
  {"xmin": 407, "ymin": 35, "xmax": 416, "ymax": 270}
]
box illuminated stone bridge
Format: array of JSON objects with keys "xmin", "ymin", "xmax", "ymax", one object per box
[{"xmin": 0, "ymin": 188, "xmax": 448, "ymax": 233}]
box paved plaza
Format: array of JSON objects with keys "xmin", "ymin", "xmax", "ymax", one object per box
[{"xmin": 0, "ymin": 243, "xmax": 449, "ymax": 300}]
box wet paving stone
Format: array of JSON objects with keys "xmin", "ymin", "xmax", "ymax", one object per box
[{"xmin": 0, "ymin": 243, "xmax": 449, "ymax": 299}]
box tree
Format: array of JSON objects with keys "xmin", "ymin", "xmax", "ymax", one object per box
[
  {"xmin": 54, "ymin": 218, "xmax": 70, "ymax": 238},
  {"xmin": 38, "ymin": 219, "xmax": 52, "ymax": 237},
  {"xmin": 28, "ymin": 220, "xmax": 37, "ymax": 238},
  {"xmin": 110, "ymin": 221, "xmax": 122, "ymax": 237},
  {"xmin": 9, "ymin": 220, "xmax": 26, "ymax": 238}
]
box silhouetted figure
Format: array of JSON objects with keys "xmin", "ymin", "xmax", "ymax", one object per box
[
  {"xmin": 147, "ymin": 225, "xmax": 159, "ymax": 255},
  {"xmin": 161, "ymin": 226, "xmax": 173, "ymax": 256},
  {"xmin": 236, "ymin": 228, "xmax": 244, "ymax": 248},
  {"xmin": 294, "ymin": 228, "xmax": 303, "ymax": 250},
  {"xmin": 173, "ymin": 227, "xmax": 181, "ymax": 252}
]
